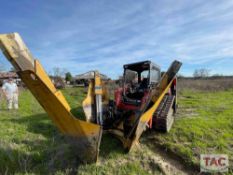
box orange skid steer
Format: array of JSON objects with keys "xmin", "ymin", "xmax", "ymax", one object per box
[{"xmin": 0, "ymin": 33, "xmax": 182, "ymax": 162}]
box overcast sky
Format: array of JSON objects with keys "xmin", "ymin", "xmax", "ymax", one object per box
[{"xmin": 0, "ymin": 0, "xmax": 233, "ymax": 78}]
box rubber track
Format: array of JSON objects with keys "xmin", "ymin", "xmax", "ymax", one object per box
[{"xmin": 153, "ymin": 94, "xmax": 175, "ymax": 132}]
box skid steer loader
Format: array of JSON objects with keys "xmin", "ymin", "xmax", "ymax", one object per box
[{"xmin": 0, "ymin": 33, "xmax": 182, "ymax": 162}]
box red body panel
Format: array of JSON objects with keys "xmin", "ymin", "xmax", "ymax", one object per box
[
  {"xmin": 115, "ymin": 87, "xmax": 149, "ymax": 111},
  {"xmin": 115, "ymin": 78, "xmax": 177, "ymax": 129}
]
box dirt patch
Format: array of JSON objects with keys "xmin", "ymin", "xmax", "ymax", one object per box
[
  {"xmin": 125, "ymin": 142, "xmax": 198, "ymax": 175},
  {"xmin": 140, "ymin": 137, "xmax": 199, "ymax": 175},
  {"xmin": 97, "ymin": 141, "xmax": 198, "ymax": 175}
]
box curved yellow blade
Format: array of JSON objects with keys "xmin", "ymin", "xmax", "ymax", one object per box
[{"xmin": 0, "ymin": 33, "xmax": 102, "ymax": 162}]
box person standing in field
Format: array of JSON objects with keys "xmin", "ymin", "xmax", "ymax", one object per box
[{"xmin": 2, "ymin": 78, "xmax": 19, "ymax": 110}]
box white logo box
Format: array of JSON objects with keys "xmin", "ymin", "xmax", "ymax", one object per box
[{"xmin": 200, "ymin": 154, "xmax": 228, "ymax": 173}]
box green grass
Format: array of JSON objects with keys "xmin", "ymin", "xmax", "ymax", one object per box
[
  {"xmin": 146, "ymin": 89, "xmax": 233, "ymax": 170},
  {"xmin": 0, "ymin": 87, "xmax": 232, "ymax": 174},
  {"xmin": 0, "ymin": 88, "xmax": 160, "ymax": 175}
]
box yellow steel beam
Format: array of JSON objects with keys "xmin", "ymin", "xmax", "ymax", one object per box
[{"xmin": 0, "ymin": 33, "xmax": 102, "ymax": 162}]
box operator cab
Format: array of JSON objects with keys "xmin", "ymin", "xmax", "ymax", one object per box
[{"xmin": 122, "ymin": 60, "xmax": 161, "ymax": 106}]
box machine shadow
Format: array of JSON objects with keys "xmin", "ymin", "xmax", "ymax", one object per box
[
  {"xmin": 3, "ymin": 108, "xmax": 126, "ymax": 174},
  {"xmin": 0, "ymin": 138, "xmax": 81, "ymax": 175},
  {"xmin": 70, "ymin": 106, "xmax": 126, "ymax": 158},
  {"xmin": 2, "ymin": 113, "xmax": 82, "ymax": 174},
  {"xmin": 99, "ymin": 134, "xmax": 126, "ymax": 158}
]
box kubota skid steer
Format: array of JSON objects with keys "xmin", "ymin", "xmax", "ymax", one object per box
[
  {"xmin": 0, "ymin": 33, "xmax": 182, "ymax": 162},
  {"xmin": 83, "ymin": 60, "xmax": 182, "ymax": 150}
]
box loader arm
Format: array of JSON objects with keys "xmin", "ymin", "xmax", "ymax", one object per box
[{"xmin": 0, "ymin": 33, "xmax": 102, "ymax": 162}]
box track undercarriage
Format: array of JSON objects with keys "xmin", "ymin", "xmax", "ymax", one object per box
[{"xmin": 153, "ymin": 94, "xmax": 175, "ymax": 132}]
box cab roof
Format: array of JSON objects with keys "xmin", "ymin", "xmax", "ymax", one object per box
[{"xmin": 123, "ymin": 60, "xmax": 160, "ymax": 72}]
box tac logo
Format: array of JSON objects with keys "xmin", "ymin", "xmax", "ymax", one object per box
[{"xmin": 200, "ymin": 154, "xmax": 229, "ymax": 173}]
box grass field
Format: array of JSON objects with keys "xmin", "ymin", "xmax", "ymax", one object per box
[
  {"xmin": 143, "ymin": 89, "xmax": 233, "ymax": 169},
  {"xmin": 0, "ymin": 88, "xmax": 161, "ymax": 175},
  {"xmin": 0, "ymin": 87, "xmax": 232, "ymax": 174}
]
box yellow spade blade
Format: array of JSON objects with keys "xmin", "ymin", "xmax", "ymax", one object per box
[{"xmin": 0, "ymin": 33, "xmax": 102, "ymax": 162}]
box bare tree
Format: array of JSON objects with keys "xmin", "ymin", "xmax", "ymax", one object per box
[
  {"xmin": 52, "ymin": 67, "xmax": 67, "ymax": 78},
  {"xmin": 52, "ymin": 67, "xmax": 67, "ymax": 89},
  {"xmin": 193, "ymin": 68, "xmax": 210, "ymax": 78}
]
